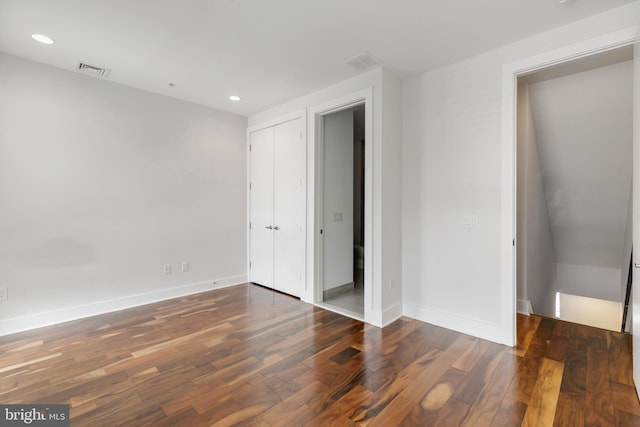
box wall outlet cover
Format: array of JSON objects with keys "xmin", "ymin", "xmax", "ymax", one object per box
[{"xmin": 459, "ymin": 215, "xmax": 479, "ymax": 229}]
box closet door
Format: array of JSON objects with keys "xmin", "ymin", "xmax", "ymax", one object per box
[
  {"xmin": 249, "ymin": 127, "xmax": 274, "ymax": 288},
  {"xmin": 273, "ymin": 119, "xmax": 305, "ymax": 296}
]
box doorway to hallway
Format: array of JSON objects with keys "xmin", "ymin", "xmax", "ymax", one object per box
[{"xmin": 515, "ymin": 46, "xmax": 634, "ymax": 332}]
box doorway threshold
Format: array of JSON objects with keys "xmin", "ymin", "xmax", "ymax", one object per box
[{"xmin": 314, "ymin": 302, "xmax": 364, "ymax": 322}]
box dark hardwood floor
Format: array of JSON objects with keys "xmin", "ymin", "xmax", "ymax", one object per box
[{"xmin": 1, "ymin": 284, "xmax": 639, "ymax": 426}]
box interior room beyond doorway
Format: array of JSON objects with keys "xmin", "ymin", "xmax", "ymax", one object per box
[{"xmin": 320, "ymin": 104, "xmax": 366, "ymax": 319}]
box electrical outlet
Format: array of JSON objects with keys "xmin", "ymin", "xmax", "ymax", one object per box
[
  {"xmin": 164, "ymin": 264, "xmax": 171, "ymax": 275},
  {"xmin": 181, "ymin": 262, "xmax": 189, "ymax": 273},
  {"xmin": 0, "ymin": 286, "xmax": 7, "ymax": 301}
]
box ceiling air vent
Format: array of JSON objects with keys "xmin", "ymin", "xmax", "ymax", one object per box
[
  {"xmin": 345, "ymin": 51, "xmax": 382, "ymax": 72},
  {"xmin": 76, "ymin": 61, "xmax": 111, "ymax": 78}
]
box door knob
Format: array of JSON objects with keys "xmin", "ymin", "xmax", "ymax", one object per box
[
  {"xmin": 265, "ymin": 225, "xmax": 273, "ymax": 230},
  {"xmin": 273, "ymin": 226, "xmax": 280, "ymax": 230},
  {"xmin": 635, "ymin": 263, "xmax": 640, "ymax": 269}
]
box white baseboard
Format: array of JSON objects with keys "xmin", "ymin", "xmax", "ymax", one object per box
[
  {"xmin": 365, "ymin": 303, "xmax": 402, "ymax": 328},
  {"xmin": 403, "ymin": 302, "xmax": 510, "ymax": 345},
  {"xmin": 517, "ymin": 299, "xmax": 533, "ymax": 315},
  {"xmin": 213, "ymin": 274, "xmax": 248, "ymax": 289},
  {"xmin": 381, "ymin": 302, "xmax": 403, "ymax": 327},
  {"xmin": 0, "ymin": 274, "xmax": 247, "ymax": 337},
  {"xmin": 322, "ymin": 282, "xmax": 354, "ymax": 300}
]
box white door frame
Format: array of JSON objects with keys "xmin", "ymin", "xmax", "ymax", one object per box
[
  {"xmin": 632, "ymin": 24, "xmax": 640, "ymax": 397},
  {"xmin": 310, "ymin": 88, "xmax": 373, "ymax": 323},
  {"xmin": 501, "ymin": 27, "xmax": 638, "ymax": 346}
]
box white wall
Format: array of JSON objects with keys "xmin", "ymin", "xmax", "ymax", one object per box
[
  {"xmin": 0, "ymin": 53, "xmax": 247, "ymax": 335},
  {"xmin": 381, "ymin": 71, "xmax": 404, "ymax": 322},
  {"xmin": 249, "ymin": 67, "xmax": 403, "ymax": 326},
  {"xmin": 517, "ymin": 84, "xmax": 557, "ymax": 317},
  {"xmin": 353, "ymin": 108, "xmax": 365, "ymax": 247},
  {"xmin": 621, "ymin": 184, "xmax": 633, "ymax": 302},
  {"xmin": 556, "ymin": 263, "xmax": 622, "ymax": 301},
  {"xmin": 402, "ymin": 2, "xmax": 640, "ymax": 344},
  {"xmin": 528, "ymin": 60, "xmax": 633, "ymax": 272},
  {"xmin": 323, "ymin": 109, "xmax": 354, "ymax": 290}
]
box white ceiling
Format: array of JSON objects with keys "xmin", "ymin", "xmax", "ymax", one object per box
[
  {"xmin": 0, "ymin": 0, "xmax": 636, "ymax": 116},
  {"xmin": 528, "ymin": 58, "xmax": 633, "ymax": 269}
]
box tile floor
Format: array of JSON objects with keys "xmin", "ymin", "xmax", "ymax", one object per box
[{"xmin": 322, "ymin": 269, "xmax": 364, "ymax": 317}]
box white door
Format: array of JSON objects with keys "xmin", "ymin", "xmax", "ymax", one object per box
[
  {"xmin": 273, "ymin": 119, "xmax": 305, "ymax": 296},
  {"xmin": 249, "ymin": 127, "xmax": 274, "ymax": 288}
]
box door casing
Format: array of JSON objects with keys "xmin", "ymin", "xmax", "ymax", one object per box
[
  {"xmin": 311, "ymin": 89, "xmax": 373, "ymax": 323},
  {"xmin": 501, "ymin": 26, "xmax": 638, "ymax": 347}
]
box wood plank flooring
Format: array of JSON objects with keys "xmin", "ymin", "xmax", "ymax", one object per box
[{"xmin": 1, "ymin": 284, "xmax": 639, "ymax": 426}]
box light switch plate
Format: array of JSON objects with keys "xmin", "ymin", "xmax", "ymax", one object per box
[{"xmin": 459, "ymin": 215, "xmax": 479, "ymax": 229}]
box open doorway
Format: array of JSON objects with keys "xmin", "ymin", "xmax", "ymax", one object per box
[
  {"xmin": 516, "ymin": 46, "xmax": 634, "ymax": 332},
  {"xmin": 317, "ymin": 103, "xmax": 366, "ymax": 319}
]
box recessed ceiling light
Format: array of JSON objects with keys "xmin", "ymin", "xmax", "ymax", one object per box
[
  {"xmin": 31, "ymin": 34, "xmax": 55, "ymax": 45},
  {"xmin": 229, "ymin": 95, "xmax": 241, "ymax": 101}
]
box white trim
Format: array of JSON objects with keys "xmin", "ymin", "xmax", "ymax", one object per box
[
  {"xmin": 381, "ymin": 302, "xmax": 403, "ymax": 327},
  {"xmin": 246, "ymin": 126, "xmax": 253, "ymax": 284},
  {"xmin": 247, "ymin": 110, "xmax": 306, "ymax": 134},
  {"xmin": 633, "ymin": 25, "xmax": 640, "ymax": 398},
  {"xmin": 212, "ymin": 274, "xmax": 248, "ymax": 288},
  {"xmin": 316, "ymin": 112, "xmax": 326, "ymax": 302},
  {"xmin": 404, "ymin": 303, "xmax": 508, "ymax": 345},
  {"xmin": 517, "ymin": 299, "xmax": 533, "ymax": 315},
  {"xmin": 309, "ymin": 88, "xmax": 375, "ymax": 324},
  {"xmin": 322, "ymin": 282, "xmax": 355, "ymax": 300},
  {"xmin": 501, "ymin": 26, "xmax": 638, "ymax": 347},
  {"xmin": 0, "ymin": 275, "xmax": 247, "ymax": 337}
]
